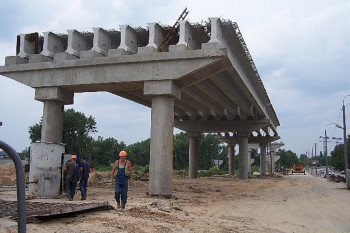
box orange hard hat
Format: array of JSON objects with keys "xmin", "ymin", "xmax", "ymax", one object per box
[
  {"xmin": 119, "ymin": 151, "xmax": 127, "ymax": 157},
  {"xmin": 71, "ymin": 155, "xmax": 77, "ymax": 160}
]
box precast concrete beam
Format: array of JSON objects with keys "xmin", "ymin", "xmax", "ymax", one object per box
[
  {"xmin": 138, "ymin": 23, "xmax": 165, "ymax": 54},
  {"xmin": 207, "ymin": 17, "xmax": 224, "ymax": 44},
  {"xmin": 117, "ymin": 25, "xmax": 148, "ymax": 54},
  {"xmin": 170, "ymin": 20, "xmax": 208, "ymax": 52},
  {"xmin": 174, "ymin": 119, "xmax": 270, "ymax": 133},
  {"xmin": 17, "ymin": 33, "xmax": 43, "ymax": 59},
  {"xmin": 187, "ymin": 131, "xmax": 201, "ymax": 178},
  {"xmin": 41, "ymin": 32, "xmax": 67, "ymax": 58},
  {"xmin": 66, "ymin": 30, "xmax": 93, "ymax": 57},
  {"xmin": 91, "ymin": 27, "xmax": 120, "ymax": 56}
]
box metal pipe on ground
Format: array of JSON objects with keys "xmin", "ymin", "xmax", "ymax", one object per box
[{"xmin": 0, "ymin": 140, "xmax": 26, "ymax": 233}]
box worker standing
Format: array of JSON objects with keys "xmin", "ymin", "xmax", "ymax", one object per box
[
  {"xmin": 79, "ymin": 156, "xmax": 91, "ymax": 200},
  {"xmin": 110, "ymin": 151, "xmax": 134, "ymax": 209},
  {"xmin": 64, "ymin": 155, "xmax": 80, "ymax": 201}
]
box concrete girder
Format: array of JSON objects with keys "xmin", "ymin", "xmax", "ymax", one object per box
[
  {"xmin": 183, "ymin": 86, "xmax": 222, "ymax": 117},
  {"xmin": 142, "ymin": 23, "xmax": 165, "ymax": 52},
  {"xmin": 41, "ymin": 32, "xmax": 67, "ymax": 58},
  {"xmin": 17, "ymin": 33, "xmax": 43, "ymax": 59},
  {"xmin": 170, "ymin": 20, "xmax": 209, "ymax": 52},
  {"xmin": 117, "ymin": 25, "xmax": 148, "ymax": 54},
  {"xmin": 92, "ymin": 28, "xmax": 120, "ymax": 56},
  {"xmin": 217, "ymin": 135, "xmax": 280, "ymax": 145},
  {"xmin": 174, "ymin": 119, "xmax": 270, "ymax": 133},
  {"xmin": 213, "ymin": 72, "xmax": 252, "ymax": 117},
  {"xmin": 66, "ymin": 30, "xmax": 93, "ymax": 57},
  {"xmin": 197, "ymin": 79, "xmax": 241, "ymax": 118},
  {"xmin": 205, "ymin": 18, "xmax": 279, "ymax": 132}
]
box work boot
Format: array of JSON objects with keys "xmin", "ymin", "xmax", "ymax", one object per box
[
  {"xmin": 121, "ymin": 202, "xmax": 126, "ymax": 210},
  {"xmin": 117, "ymin": 201, "xmax": 121, "ymax": 208}
]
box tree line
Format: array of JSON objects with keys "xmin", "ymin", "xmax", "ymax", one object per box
[{"xmin": 26, "ymin": 109, "xmax": 350, "ymax": 172}]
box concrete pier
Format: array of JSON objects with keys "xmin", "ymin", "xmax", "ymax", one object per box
[
  {"xmin": 188, "ymin": 131, "xmax": 201, "ymax": 178},
  {"xmin": 238, "ymin": 132, "xmax": 249, "ymax": 179},
  {"xmin": 228, "ymin": 144, "xmax": 235, "ymax": 176},
  {"xmin": 260, "ymin": 144, "xmax": 267, "ymax": 176}
]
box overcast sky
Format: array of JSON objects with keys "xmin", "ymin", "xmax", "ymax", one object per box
[{"xmin": 0, "ymin": 0, "xmax": 349, "ymax": 157}]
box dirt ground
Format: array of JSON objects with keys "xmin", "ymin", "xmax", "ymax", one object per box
[{"xmin": 1, "ymin": 165, "xmax": 350, "ymax": 233}]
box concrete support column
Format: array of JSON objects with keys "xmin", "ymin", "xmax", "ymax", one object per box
[
  {"xmin": 260, "ymin": 144, "xmax": 267, "ymax": 176},
  {"xmin": 228, "ymin": 144, "xmax": 235, "ymax": 176},
  {"xmin": 149, "ymin": 96, "xmax": 174, "ymax": 198},
  {"xmin": 238, "ymin": 132, "xmax": 249, "ymax": 180},
  {"xmin": 32, "ymin": 87, "xmax": 73, "ymax": 198},
  {"xmin": 187, "ymin": 131, "xmax": 201, "ymax": 178},
  {"xmin": 41, "ymin": 101, "xmax": 64, "ymax": 143},
  {"xmin": 35, "ymin": 87, "xmax": 74, "ymax": 143},
  {"xmin": 144, "ymin": 80, "xmax": 181, "ymax": 198},
  {"xmin": 271, "ymin": 150, "xmax": 276, "ymax": 173},
  {"xmin": 248, "ymin": 149, "xmax": 252, "ymax": 174}
]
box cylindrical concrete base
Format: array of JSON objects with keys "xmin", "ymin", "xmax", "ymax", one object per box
[{"xmin": 346, "ymin": 169, "xmax": 350, "ymax": 189}]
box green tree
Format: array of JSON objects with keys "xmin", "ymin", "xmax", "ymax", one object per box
[
  {"xmin": 126, "ymin": 138, "xmax": 150, "ymax": 166},
  {"xmin": 199, "ymin": 134, "xmax": 221, "ymax": 170},
  {"xmin": 277, "ymin": 149, "xmax": 299, "ymax": 168},
  {"xmin": 173, "ymin": 132, "xmax": 189, "ymax": 170},
  {"xmin": 330, "ymin": 136, "xmax": 350, "ymax": 171},
  {"xmin": 90, "ymin": 137, "xmax": 126, "ymax": 167},
  {"xmin": 63, "ymin": 109, "xmax": 97, "ymax": 155},
  {"xmin": 29, "ymin": 108, "xmax": 97, "ymax": 156},
  {"xmin": 28, "ymin": 121, "xmax": 42, "ymax": 142}
]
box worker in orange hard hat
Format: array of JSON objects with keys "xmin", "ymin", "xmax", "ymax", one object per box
[
  {"xmin": 110, "ymin": 151, "xmax": 134, "ymax": 209},
  {"xmin": 64, "ymin": 155, "xmax": 80, "ymax": 201}
]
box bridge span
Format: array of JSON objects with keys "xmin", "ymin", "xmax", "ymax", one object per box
[{"xmin": 0, "ymin": 18, "xmax": 280, "ymax": 198}]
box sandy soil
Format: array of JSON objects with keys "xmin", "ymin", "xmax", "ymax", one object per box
[{"xmin": 0, "ymin": 165, "xmax": 350, "ymax": 233}]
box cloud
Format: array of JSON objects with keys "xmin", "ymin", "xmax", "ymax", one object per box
[{"xmin": 1, "ymin": 0, "xmax": 350, "ymax": 157}]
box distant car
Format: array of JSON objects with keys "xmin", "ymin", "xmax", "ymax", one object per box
[{"xmin": 341, "ymin": 170, "xmax": 345, "ymax": 175}]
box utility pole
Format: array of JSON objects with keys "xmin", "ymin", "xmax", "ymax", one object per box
[
  {"xmin": 343, "ymin": 97, "xmax": 348, "ymax": 171},
  {"xmin": 325, "ymin": 129, "xmax": 329, "ymax": 176},
  {"xmin": 315, "ymin": 143, "xmax": 317, "ymax": 175}
]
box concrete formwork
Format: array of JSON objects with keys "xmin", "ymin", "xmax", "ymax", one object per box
[{"xmin": 0, "ymin": 18, "xmax": 280, "ymax": 197}]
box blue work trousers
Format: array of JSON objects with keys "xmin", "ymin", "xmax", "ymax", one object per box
[
  {"xmin": 115, "ymin": 179, "xmax": 128, "ymax": 204},
  {"xmin": 80, "ymin": 177, "xmax": 88, "ymax": 198}
]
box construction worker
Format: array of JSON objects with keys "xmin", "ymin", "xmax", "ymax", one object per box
[
  {"xmin": 79, "ymin": 156, "xmax": 91, "ymax": 200},
  {"xmin": 64, "ymin": 155, "xmax": 80, "ymax": 201},
  {"xmin": 110, "ymin": 151, "xmax": 134, "ymax": 209}
]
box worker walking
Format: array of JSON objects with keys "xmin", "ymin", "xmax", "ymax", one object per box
[
  {"xmin": 79, "ymin": 156, "xmax": 91, "ymax": 200},
  {"xmin": 64, "ymin": 155, "xmax": 80, "ymax": 201},
  {"xmin": 110, "ymin": 151, "xmax": 134, "ymax": 209}
]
